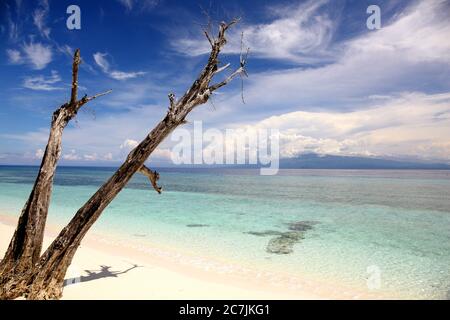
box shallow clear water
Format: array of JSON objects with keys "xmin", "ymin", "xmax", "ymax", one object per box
[{"xmin": 0, "ymin": 166, "xmax": 449, "ymax": 299}]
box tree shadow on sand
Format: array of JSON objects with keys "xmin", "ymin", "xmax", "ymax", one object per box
[{"xmin": 64, "ymin": 263, "xmax": 142, "ymax": 287}]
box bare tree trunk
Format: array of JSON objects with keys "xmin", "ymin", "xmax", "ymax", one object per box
[
  {"xmin": 0, "ymin": 50, "xmax": 110, "ymax": 299},
  {"xmin": 10, "ymin": 19, "xmax": 247, "ymax": 300}
]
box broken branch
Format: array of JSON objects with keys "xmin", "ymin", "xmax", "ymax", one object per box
[
  {"xmin": 204, "ymin": 30, "xmax": 214, "ymax": 47},
  {"xmin": 70, "ymin": 49, "xmax": 81, "ymax": 105},
  {"xmin": 209, "ymin": 66, "xmax": 246, "ymax": 92},
  {"xmin": 214, "ymin": 63, "xmax": 231, "ymax": 75},
  {"xmin": 139, "ymin": 165, "xmax": 162, "ymax": 194},
  {"xmin": 77, "ymin": 89, "xmax": 113, "ymax": 109}
]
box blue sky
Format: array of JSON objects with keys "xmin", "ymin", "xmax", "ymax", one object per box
[{"xmin": 1, "ymin": 0, "xmax": 449, "ymax": 165}]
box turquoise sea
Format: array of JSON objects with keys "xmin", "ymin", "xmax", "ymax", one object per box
[{"xmin": 0, "ymin": 166, "xmax": 449, "ymax": 299}]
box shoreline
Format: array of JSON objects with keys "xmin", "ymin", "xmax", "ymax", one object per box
[{"xmin": 0, "ymin": 213, "xmax": 397, "ymax": 299}]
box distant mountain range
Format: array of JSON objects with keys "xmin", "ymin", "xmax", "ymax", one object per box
[
  {"xmin": 3, "ymin": 153, "xmax": 449, "ymax": 170},
  {"xmin": 278, "ymin": 153, "xmax": 450, "ymax": 169}
]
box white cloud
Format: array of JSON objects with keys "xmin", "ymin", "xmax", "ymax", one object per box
[
  {"xmin": 93, "ymin": 52, "xmax": 145, "ymax": 80},
  {"xmin": 118, "ymin": 0, "xmax": 133, "ymax": 10},
  {"xmin": 23, "ymin": 70, "xmax": 62, "ymax": 91},
  {"xmin": 120, "ymin": 139, "xmax": 139, "ymax": 149},
  {"xmin": 63, "ymin": 149, "xmax": 80, "ymax": 161},
  {"xmin": 5, "ymin": 1, "xmax": 53, "ymax": 70},
  {"xmin": 83, "ymin": 153, "xmax": 98, "ymax": 161},
  {"xmin": 7, "ymin": 16, "xmax": 19, "ymax": 41},
  {"xmin": 116, "ymin": 0, "xmax": 159, "ymax": 12},
  {"xmin": 243, "ymin": 92, "xmax": 450, "ymax": 161},
  {"xmin": 173, "ymin": 0, "xmax": 336, "ymax": 63},
  {"xmin": 109, "ymin": 70, "xmax": 146, "ymax": 80},
  {"xmin": 33, "ymin": 0, "xmax": 51, "ymax": 39},
  {"xmin": 345, "ymin": 1, "xmax": 450, "ymax": 65},
  {"xmin": 81, "ymin": 152, "xmax": 115, "ymax": 161},
  {"xmin": 103, "ymin": 152, "xmax": 113, "ymax": 161},
  {"xmin": 21, "ymin": 42, "xmax": 53, "ymax": 70},
  {"xmin": 35, "ymin": 148, "xmax": 44, "ymax": 159},
  {"xmin": 117, "ymin": 0, "xmax": 133, "ymax": 10},
  {"xmin": 198, "ymin": 0, "xmax": 450, "ymax": 125},
  {"xmin": 150, "ymin": 148, "xmax": 172, "ymax": 160},
  {"xmin": 64, "ymin": 150, "xmax": 113, "ymax": 161},
  {"xmin": 175, "ymin": 0, "xmax": 449, "ymax": 66},
  {"xmin": 6, "ymin": 49, "xmax": 22, "ymax": 64},
  {"xmin": 93, "ymin": 52, "xmax": 110, "ymax": 72},
  {"xmin": 56, "ymin": 44, "xmax": 74, "ymax": 57}
]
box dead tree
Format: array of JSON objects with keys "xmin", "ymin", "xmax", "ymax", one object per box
[
  {"xmin": 1, "ymin": 19, "xmax": 247, "ymax": 300},
  {"xmin": 0, "ymin": 50, "xmax": 110, "ymax": 290}
]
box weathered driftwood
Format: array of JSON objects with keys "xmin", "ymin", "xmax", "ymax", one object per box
[
  {"xmin": 0, "ymin": 50, "xmax": 110, "ymax": 295},
  {"xmin": 1, "ymin": 19, "xmax": 247, "ymax": 300}
]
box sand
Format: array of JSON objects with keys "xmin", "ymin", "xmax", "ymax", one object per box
[{"xmin": 0, "ymin": 214, "xmax": 380, "ymax": 300}]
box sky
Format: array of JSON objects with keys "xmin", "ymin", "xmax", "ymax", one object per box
[{"xmin": 0, "ymin": 0, "xmax": 449, "ymax": 166}]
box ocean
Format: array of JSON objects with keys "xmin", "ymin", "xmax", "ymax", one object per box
[{"xmin": 0, "ymin": 166, "xmax": 449, "ymax": 299}]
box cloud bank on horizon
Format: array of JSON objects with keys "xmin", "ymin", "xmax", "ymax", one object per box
[{"xmin": 0, "ymin": 0, "xmax": 449, "ymax": 165}]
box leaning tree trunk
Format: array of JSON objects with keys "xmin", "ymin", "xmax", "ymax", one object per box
[
  {"xmin": 12, "ymin": 19, "xmax": 247, "ymax": 300},
  {"xmin": 0, "ymin": 50, "xmax": 110, "ymax": 299}
]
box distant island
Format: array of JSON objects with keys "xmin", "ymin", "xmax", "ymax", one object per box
[
  {"xmin": 157, "ymin": 153, "xmax": 450, "ymax": 170},
  {"xmin": 277, "ymin": 153, "xmax": 450, "ymax": 170}
]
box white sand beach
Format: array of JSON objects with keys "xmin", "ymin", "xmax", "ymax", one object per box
[
  {"xmin": 0, "ymin": 214, "xmax": 388, "ymax": 300},
  {"xmin": 0, "ymin": 215, "xmax": 303, "ymax": 300}
]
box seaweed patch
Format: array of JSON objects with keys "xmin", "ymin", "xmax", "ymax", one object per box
[{"xmin": 245, "ymin": 220, "xmax": 319, "ymax": 255}]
